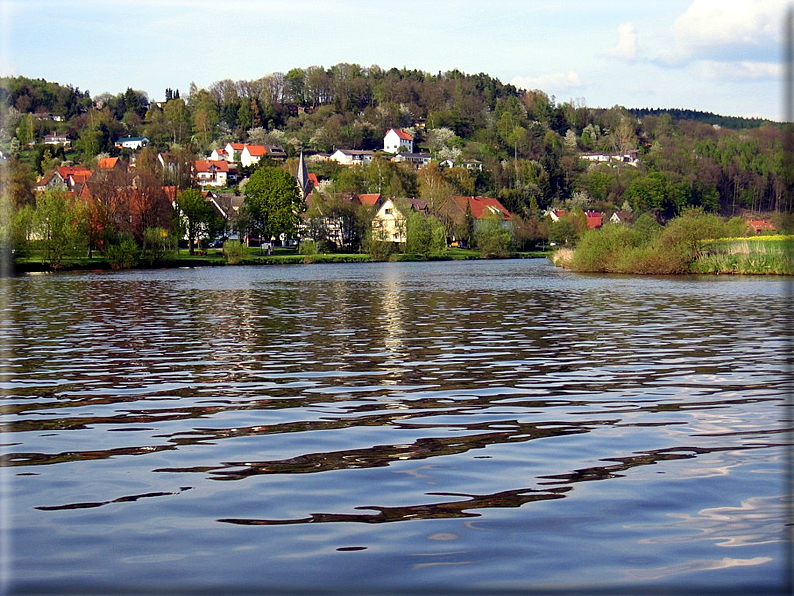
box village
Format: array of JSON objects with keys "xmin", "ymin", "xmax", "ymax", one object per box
[{"xmin": 29, "ymin": 124, "xmax": 697, "ymax": 258}]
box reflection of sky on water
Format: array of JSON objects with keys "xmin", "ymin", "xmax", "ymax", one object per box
[
  {"xmin": 639, "ymin": 495, "xmax": 792, "ymax": 549},
  {"xmin": 626, "ymin": 556, "xmax": 774, "ymax": 582}
]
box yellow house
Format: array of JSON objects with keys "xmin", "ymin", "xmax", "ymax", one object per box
[{"xmin": 372, "ymin": 197, "xmax": 428, "ymax": 244}]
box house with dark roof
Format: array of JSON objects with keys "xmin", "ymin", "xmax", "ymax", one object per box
[
  {"xmin": 115, "ymin": 136, "xmax": 149, "ymax": 150},
  {"xmin": 329, "ymin": 149, "xmax": 375, "ymax": 166},
  {"xmin": 44, "ymin": 133, "xmax": 70, "ymax": 146},
  {"xmin": 391, "ymin": 152, "xmax": 432, "ymax": 168}
]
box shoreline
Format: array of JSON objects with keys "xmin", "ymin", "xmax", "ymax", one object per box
[{"xmin": 6, "ymin": 251, "xmax": 551, "ymax": 276}]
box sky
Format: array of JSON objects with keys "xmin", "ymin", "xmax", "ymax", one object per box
[{"xmin": 0, "ymin": 0, "xmax": 789, "ymax": 121}]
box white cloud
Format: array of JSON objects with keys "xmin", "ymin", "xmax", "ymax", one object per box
[
  {"xmin": 699, "ymin": 60, "xmax": 781, "ymax": 81},
  {"xmin": 510, "ymin": 72, "xmax": 583, "ymax": 92},
  {"xmin": 606, "ymin": 23, "xmax": 638, "ymax": 60},
  {"xmin": 659, "ymin": 0, "xmax": 787, "ymax": 65}
]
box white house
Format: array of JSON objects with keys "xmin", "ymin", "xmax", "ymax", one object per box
[
  {"xmin": 384, "ymin": 128, "xmax": 413, "ymax": 154},
  {"xmin": 329, "ymin": 149, "xmax": 375, "ymax": 166},
  {"xmin": 115, "ymin": 136, "xmax": 149, "ymax": 150},
  {"xmin": 223, "ymin": 143, "xmax": 246, "ymax": 162},
  {"xmin": 195, "ymin": 160, "xmax": 234, "ymax": 187},
  {"xmin": 240, "ymin": 144, "xmax": 267, "ymax": 168},
  {"xmin": 44, "ymin": 133, "xmax": 70, "ymax": 145}
]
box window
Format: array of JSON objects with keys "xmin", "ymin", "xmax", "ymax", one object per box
[{"xmin": 385, "ymin": 208, "xmax": 392, "ymax": 215}]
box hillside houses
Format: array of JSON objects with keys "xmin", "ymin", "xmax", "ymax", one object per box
[{"xmin": 210, "ymin": 142, "xmax": 287, "ymax": 167}]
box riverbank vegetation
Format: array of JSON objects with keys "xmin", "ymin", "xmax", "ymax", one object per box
[{"xmin": 553, "ymin": 209, "xmax": 794, "ymax": 275}]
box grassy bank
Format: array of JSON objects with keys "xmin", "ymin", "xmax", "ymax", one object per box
[
  {"xmin": 556, "ymin": 210, "xmax": 794, "ymax": 276},
  {"xmin": 10, "ymin": 245, "xmax": 549, "ymax": 274},
  {"xmin": 692, "ymin": 235, "xmax": 794, "ymax": 275}
]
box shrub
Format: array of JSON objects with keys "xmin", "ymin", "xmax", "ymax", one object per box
[
  {"xmin": 106, "ymin": 235, "xmax": 139, "ymax": 270},
  {"xmin": 570, "ymin": 225, "xmax": 643, "ymax": 272},
  {"xmin": 476, "ymin": 216, "xmax": 513, "ymax": 258},
  {"xmin": 223, "ymin": 239, "xmax": 246, "ymax": 265},
  {"xmin": 298, "ymin": 240, "xmax": 318, "ymax": 256}
]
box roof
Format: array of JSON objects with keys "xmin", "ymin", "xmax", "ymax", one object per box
[
  {"xmin": 227, "ymin": 142, "xmax": 246, "ymax": 151},
  {"xmin": 584, "ymin": 211, "xmax": 603, "ymax": 229},
  {"xmin": 357, "ymin": 193, "xmax": 382, "ymax": 207},
  {"xmin": 70, "ymin": 172, "xmax": 93, "ymax": 184},
  {"xmin": 97, "ymin": 157, "xmax": 119, "ymax": 169},
  {"xmin": 448, "ymin": 196, "xmax": 512, "ymax": 220},
  {"xmin": 57, "ymin": 166, "xmax": 92, "ymax": 179},
  {"xmin": 387, "ymin": 128, "xmax": 413, "ymax": 141},
  {"xmin": 195, "ymin": 159, "xmax": 230, "ymax": 173},
  {"xmin": 244, "ymin": 145, "xmax": 267, "ymax": 157}
]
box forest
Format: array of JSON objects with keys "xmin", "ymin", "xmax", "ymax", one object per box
[{"xmin": 0, "ymin": 65, "xmax": 791, "ymax": 258}]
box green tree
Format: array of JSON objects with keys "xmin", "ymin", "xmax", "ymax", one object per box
[
  {"xmin": 176, "ymin": 188, "xmax": 219, "ymax": 254},
  {"xmin": 33, "ymin": 189, "xmax": 87, "ymax": 269},
  {"xmin": 243, "ymin": 166, "xmax": 305, "ymax": 252},
  {"xmin": 405, "ymin": 211, "xmax": 446, "ymax": 257},
  {"xmin": 549, "ymin": 217, "xmax": 578, "ymax": 246},
  {"xmin": 475, "ymin": 215, "xmax": 513, "ymax": 257}
]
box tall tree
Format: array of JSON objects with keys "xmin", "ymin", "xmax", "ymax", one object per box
[
  {"xmin": 176, "ymin": 188, "xmax": 219, "ymax": 254},
  {"xmin": 243, "ymin": 166, "xmax": 305, "ymax": 251},
  {"xmin": 33, "ymin": 189, "xmax": 87, "ymax": 269}
]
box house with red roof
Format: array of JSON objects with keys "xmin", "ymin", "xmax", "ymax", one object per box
[
  {"xmin": 584, "ymin": 211, "xmax": 603, "ymax": 229},
  {"xmin": 97, "ymin": 156, "xmax": 121, "ymax": 170},
  {"xmin": 384, "ymin": 128, "xmax": 414, "ymax": 154},
  {"xmin": 195, "ymin": 160, "xmax": 235, "ymax": 187},
  {"xmin": 356, "ymin": 193, "xmax": 383, "ymax": 208},
  {"xmin": 747, "ymin": 219, "xmax": 776, "ymax": 234},
  {"xmin": 439, "ymin": 195, "xmax": 514, "ymax": 247},
  {"xmin": 240, "ymin": 144, "xmax": 267, "ymax": 168}
]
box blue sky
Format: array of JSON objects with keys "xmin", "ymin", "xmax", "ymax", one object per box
[{"xmin": 0, "ymin": 0, "xmax": 788, "ymax": 120}]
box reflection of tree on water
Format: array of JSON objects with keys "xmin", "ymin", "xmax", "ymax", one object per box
[{"xmin": 219, "ymin": 486, "xmax": 572, "ymax": 526}]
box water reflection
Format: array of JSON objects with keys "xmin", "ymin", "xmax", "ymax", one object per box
[{"xmin": 3, "ymin": 261, "xmax": 792, "ymax": 593}]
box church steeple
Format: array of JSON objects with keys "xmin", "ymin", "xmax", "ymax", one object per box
[{"xmin": 296, "ymin": 152, "xmax": 312, "ymax": 199}]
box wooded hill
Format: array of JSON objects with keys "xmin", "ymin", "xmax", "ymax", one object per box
[{"xmin": 1, "ymin": 66, "xmax": 790, "ymax": 222}]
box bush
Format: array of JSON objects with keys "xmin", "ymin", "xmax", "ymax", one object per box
[
  {"xmin": 571, "ymin": 225, "xmax": 643, "ymax": 272},
  {"xmin": 476, "ymin": 216, "xmax": 513, "ymax": 258},
  {"xmin": 223, "ymin": 239, "xmax": 246, "ymax": 265},
  {"xmin": 298, "ymin": 240, "xmax": 318, "ymax": 256},
  {"xmin": 106, "ymin": 236, "xmax": 139, "ymax": 270},
  {"xmin": 141, "ymin": 227, "xmax": 177, "ymax": 264}
]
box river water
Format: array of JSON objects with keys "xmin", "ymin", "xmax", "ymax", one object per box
[{"xmin": 1, "ymin": 259, "xmax": 792, "ymax": 594}]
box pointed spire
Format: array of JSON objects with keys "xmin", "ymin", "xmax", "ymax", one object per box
[{"xmin": 296, "ymin": 151, "xmax": 312, "ymax": 199}]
